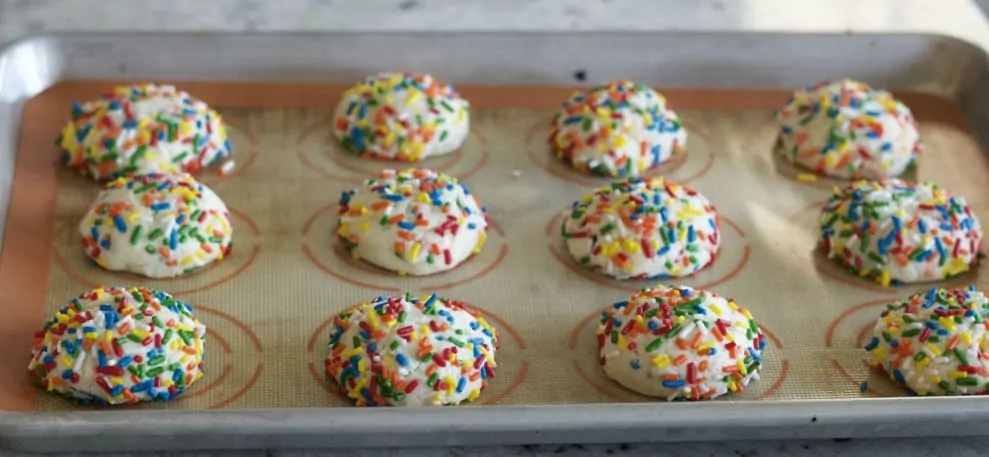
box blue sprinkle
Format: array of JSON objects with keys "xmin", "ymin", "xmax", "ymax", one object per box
[
  {"xmin": 397, "ymin": 221, "xmax": 415, "ymax": 230},
  {"xmin": 456, "ymin": 377, "xmax": 467, "ymax": 393},
  {"xmin": 893, "ymin": 370, "xmax": 906, "ymax": 386},
  {"xmin": 382, "ymin": 193, "xmax": 404, "ymax": 202},
  {"xmin": 113, "ymin": 215, "xmax": 127, "ymax": 233},
  {"xmin": 662, "ymin": 379, "xmax": 686, "ymax": 388},
  {"xmin": 131, "ymin": 380, "xmax": 154, "ymax": 393},
  {"xmin": 396, "ymin": 353, "xmax": 408, "ymax": 367},
  {"xmin": 350, "ymin": 127, "xmax": 364, "ymax": 151},
  {"xmin": 110, "ymin": 385, "xmax": 124, "ymax": 397}
]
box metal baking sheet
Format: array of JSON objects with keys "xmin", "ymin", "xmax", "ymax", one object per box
[{"xmin": 3, "ymin": 27, "xmax": 989, "ymax": 452}]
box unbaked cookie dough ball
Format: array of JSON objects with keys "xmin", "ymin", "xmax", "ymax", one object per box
[
  {"xmin": 819, "ymin": 180, "xmax": 982, "ymax": 287},
  {"xmin": 597, "ymin": 285, "xmax": 765, "ymax": 400},
  {"xmin": 59, "ymin": 83, "xmax": 232, "ymax": 181},
  {"xmin": 776, "ymin": 78, "xmax": 920, "ymax": 179},
  {"xmin": 866, "ymin": 286, "xmax": 989, "ymax": 395},
  {"xmin": 28, "ymin": 286, "xmax": 206, "ymax": 405},
  {"xmin": 79, "ymin": 172, "xmax": 234, "ymax": 278},
  {"xmin": 338, "ymin": 168, "xmax": 488, "ymax": 276},
  {"xmin": 325, "ymin": 293, "xmax": 499, "ymax": 406},
  {"xmin": 333, "ymin": 72, "xmax": 470, "ymax": 161},
  {"xmin": 562, "ymin": 176, "xmax": 720, "ymax": 280},
  {"xmin": 549, "ymin": 80, "xmax": 686, "ymax": 177}
]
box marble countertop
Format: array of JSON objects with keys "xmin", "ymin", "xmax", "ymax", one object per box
[{"xmin": 4, "ymin": 0, "xmax": 989, "ymax": 456}]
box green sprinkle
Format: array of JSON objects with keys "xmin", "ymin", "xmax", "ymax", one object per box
[
  {"xmin": 901, "ymin": 328, "xmax": 922, "ymax": 338},
  {"xmin": 645, "ymin": 337, "xmax": 664, "ymax": 352}
]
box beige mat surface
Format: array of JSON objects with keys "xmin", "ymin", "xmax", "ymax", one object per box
[{"xmin": 0, "ymin": 82, "xmax": 984, "ymax": 411}]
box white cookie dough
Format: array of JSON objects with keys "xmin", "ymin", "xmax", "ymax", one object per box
[
  {"xmin": 79, "ymin": 172, "xmax": 234, "ymax": 278},
  {"xmin": 597, "ymin": 285, "xmax": 765, "ymax": 400},
  {"xmin": 819, "ymin": 179, "xmax": 982, "ymax": 287},
  {"xmin": 866, "ymin": 286, "xmax": 989, "ymax": 395},
  {"xmin": 562, "ymin": 176, "xmax": 721, "ymax": 280},
  {"xmin": 776, "ymin": 78, "xmax": 920, "ymax": 179},
  {"xmin": 333, "ymin": 72, "xmax": 470, "ymax": 161},
  {"xmin": 337, "ymin": 168, "xmax": 488, "ymax": 276},
  {"xmin": 59, "ymin": 83, "xmax": 232, "ymax": 181},
  {"xmin": 28, "ymin": 286, "xmax": 206, "ymax": 405},
  {"xmin": 548, "ymin": 80, "xmax": 687, "ymax": 177},
  {"xmin": 325, "ymin": 293, "xmax": 499, "ymax": 406}
]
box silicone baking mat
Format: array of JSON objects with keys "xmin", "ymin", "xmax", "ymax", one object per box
[{"xmin": 1, "ymin": 82, "xmax": 986, "ymax": 411}]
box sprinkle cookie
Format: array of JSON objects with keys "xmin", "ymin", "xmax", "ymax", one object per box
[
  {"xmin": 866, "ymin": 286, "xmax": 989, "ymax": 395},
  {"xmin": 776, "ymin": 79, "xmax": 920, "ymax": 179},
  {"xmin": 333, "ymin": 72, "xmax": 471, "ymax": 161},
  {"xmin": 548, "ymin": 80, "xmax": 686, "ymax": 177},
  {"xmin": 562, "ymin": 176, "xmax": 720, "ymax": 280},
  {"xmin": 28, "ymin": 286, "xmax": 206, "ymax": 405},
  {"xmin": 338, "ymin": 168, "xmax": 488, "ymax": 276},
  {"xmin": 597, "ymin": 285, "xmax": 765, "ymax": 400},
  {"xmin": 325, "ymin": 293, "xmax": 499, "ymax": 406},
  {"xmin": 819, "ymin": 180, "xmax": 982, "ymax": 287},
  {"xmin": 79, "ymin": 173, "xmax": 234, "ymax": 278},
  {"xmin": 59, "ymin": 83, "xmax": 232, "ymax": 181}
]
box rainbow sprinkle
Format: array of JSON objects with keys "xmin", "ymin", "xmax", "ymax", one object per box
[
  {"xmin": 325, "ymin": 293, "xmax": 499, "ymax": 406},
  {"xmin": 819, "ymin": 179, "xmax": 983, "ymax": 286},
  {"xmin": 562, "ymin": 176, "xmax": 720, "ymax": 280},
  {"xmin": 333, "ymin": 72, "xmax": 470, "ymax": 161},
  {"xmin": 338, "ymin": 168, "xmax": 488, "ymax": 276},
  {"xmin": 28, "ymin": 286, "xmax": 206, "ymax": 405},
  {"xmin": 597, "ymin": 285, "xmax": 765, "ymax": 400},
  {"xmin": 776, "ymin": 78, "xmax": 920, "ymax": 179},
  {"xmin": 866, "ymin": 286, "xmax": 989, "ymax": 396},
  {"xmin": 548, "ymin": 80, "xmax": 686, "ymax": 177},
  {"xmin": 79, "ymin": 172, "xmax": 234, "ymax": 279},
  {"xmin": 58, "ymin": 83, "xmax": 232, "ymax": 181}
]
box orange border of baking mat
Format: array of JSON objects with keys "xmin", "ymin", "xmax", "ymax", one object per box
[{"xmin": 0, "ymin": 81, "xmax": 966, "ymax": 411}]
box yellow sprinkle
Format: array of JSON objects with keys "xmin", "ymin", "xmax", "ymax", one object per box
[
  {"xmin": 181, "ymin": 255, "xmax": 195, "ymax": 266},
  {"xmin": 962, "ymin": 332, "xmax": 973, "ymax": 345},
  {"xmin": 709, "ymin": 305, "xmax": 723, "ymax": 316},
  {"xmin": 367, "ymin": 309, "xmax": 380, "ymax": 329},
  {"xmin": 949, "ymin": 370, "xmax": 967, "ymax": 380},
  {"xmin": 467, "ymin": 388, "xmax": 481, "ymax": 401},
  {"xmin": 445, "ymin": 376, "xmax": 456, "ymax": 395},
  {"xmin": 925, "ymin": 343, "xmax": 942, "ymax": 357},
  {"xmin": 59, "ymin": 356, "xmax": 73, "ymax": 367},
  {"xmin": 796, "ymin": 173, "xmax": 817, "ymax": 182},
  {"xmin": 408, "ymin": 242, "xmax": 421, "ymax": 262},
  {"xmin": 473, "ymin": 231, "xmax": 488, "ymax": 253},
  {"xmin": 879, "ymin": 270, "xmax": 891, "ymax": 287}
]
